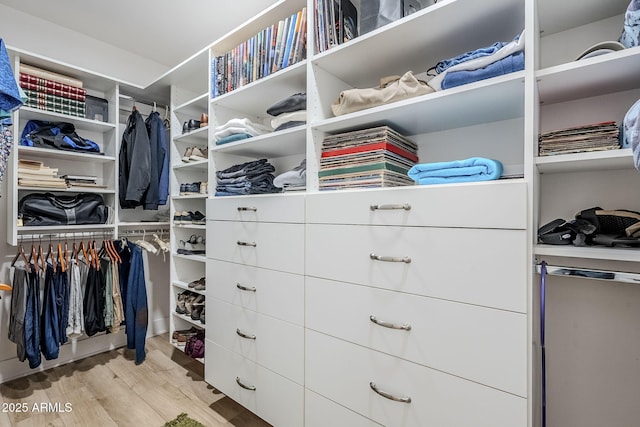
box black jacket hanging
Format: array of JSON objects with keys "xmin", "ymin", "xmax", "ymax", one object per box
[{"xmin": 119, "ymin": 109, "xmax": 151, "ymax": 209}]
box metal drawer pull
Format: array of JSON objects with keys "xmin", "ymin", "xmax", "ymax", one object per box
[
  {"xmin": 237, "ymin": 206, "xmax": 257, "ymax": 211},
  {"xmin": 236, "ymin": 328, "xmax": 257, "ymax": 340},
  {"xmin": 236, "ymin": 377, "xmax": 256, "ymax": 391},
  {"xmin": 370, "ymin": 315, "xmax": 411, "ymax": 331},
  {"xmin": 369, "ymin": 253, "xmax": 411, "ymax": 263},
  {"xmin": 369, "ymin": 382, "xmax": 411, "ymax": 403},
  {"xmin": 237, "ymin": 240, "xmax": 257, "ymax": 247},
  {"xmin": 236, "ymin": 283, "xmax": 257, "ymax": 292},
  {"xmin": 370, "ymin": 203, "xmax": 411, "ymax": 211}
]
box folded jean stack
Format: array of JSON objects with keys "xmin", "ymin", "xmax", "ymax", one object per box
[
  {"xmin": 267, "ymin": 92, "xmax": 307, "ymax": 131},
  {"xmin": 274, "ymin": 159, "xmax": 306, "ymax": 192},
  {"xmin": 215, "ymin": 158, "xmax": 282, "ymax": 196},
  {"xmin": 427, "ymin": 29, "xmax": 525, "ymax": 91},
  {"xmin": 214, "ymin": 117, "xmax": 272, "ymax": 146},
  {"xmin": 319, "ymin": 125, "xmax": 418, "ymax": 190},
  {"xmin": 19, "ymin": 64, "xmax": 87, "ymax": 118}
]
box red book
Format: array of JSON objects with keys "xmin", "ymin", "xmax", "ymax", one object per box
[{"xmin": 322, "ymin": 141, "xmax": 419, "ymax": 163}]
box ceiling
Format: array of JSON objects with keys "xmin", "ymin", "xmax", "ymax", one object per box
[{"xmin": 0, "ymin": 0, "xmax": 278, "ymax": 69}]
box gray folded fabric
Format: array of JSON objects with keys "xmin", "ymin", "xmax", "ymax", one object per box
[{"xmin": 267, "ymin": 93, "xmax": 306, "ymax": 116}]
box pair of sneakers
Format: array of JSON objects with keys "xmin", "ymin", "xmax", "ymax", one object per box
[
  {"xmin": 177, "ymin": 235, "xmax": 206, "ymax": 255},
  {"xmin": 182, "ymin": 146, "xmax": 208, "ymax": 163},
  {"xmin": 173, "ymin": 210, "xmax": 206, "ymax": 225},
  {"xmin": 188, "ymin": 276, "xmax": 206, "ymax": 290}
]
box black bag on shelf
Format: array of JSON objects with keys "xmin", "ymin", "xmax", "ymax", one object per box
[{"xmin": 18, "ymin": 192, "xmax": 108, "ymax": 226}]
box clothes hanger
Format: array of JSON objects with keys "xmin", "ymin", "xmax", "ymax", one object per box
[
  {"xmin": 10, "ymin": 237, "xmax": 31, "ymax": 273},
  {"xmin": 57, "ymin": 242, "xmax": 66, "ymax": 273},
  {"xmin": 29, "ymin": 241, "xmax": 39, "ymax": 274},
  {"xmin": 47, "ymin": 238, "xmax": 56, "ymax": 273},
  {"xmin": 107, "ymin": 237, "xmax": 122, "ymax": 263}
]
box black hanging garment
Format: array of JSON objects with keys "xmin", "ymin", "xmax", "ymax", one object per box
[
  {"xmin": 119, "ymin": 110, "xmax": 151, "ymax": 209},
  {"xmin": 83, "ymin": 265, "xmax": 106, "ymax": 336}
]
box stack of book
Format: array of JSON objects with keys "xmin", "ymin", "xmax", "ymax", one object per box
[
  {"xmin": 319, "ymin": 125, "xmax": 418, "ymax": 190},
  {"xmin": 538, "ymin": 121, "xmax": 621, "ymax": 156},
  {"xmin": 19, "ymin": 64, "xmax": 86, "ymax": 118},
  {"xmin": 61, "ymin": 174, "xmax": 105, "ymax": 189},
  {"xmin": 17, "ymin": 159, "xmax": 67, "ymax": 189},
  {"xmin": 211, "ymin": 7, "xmax": 307, "ymax": 98},
  {"xmin": 314, "ymin": 0, "xmax": 358, "ymax": 53}
]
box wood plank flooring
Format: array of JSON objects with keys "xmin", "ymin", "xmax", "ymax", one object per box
[{"xmin": 0, "ymin": 334, "xmax": 272, "ymax": 427}]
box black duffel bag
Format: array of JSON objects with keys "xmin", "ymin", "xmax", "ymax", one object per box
[{"xmin": 18, "ymin": 193, "xmax": 108, "ymax": 226}]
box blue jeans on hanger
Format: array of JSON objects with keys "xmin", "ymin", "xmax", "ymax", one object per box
[
  {"xmin": 126, "ymin": 244, "xmax": 148, "ymax": 364},
  {"xmin": 41, "ymin": 264, "xmax": 60, "ymax": 360},
  {"xmin": 24, "ymin": 266, "xmax": 41, "ymax": 369}
]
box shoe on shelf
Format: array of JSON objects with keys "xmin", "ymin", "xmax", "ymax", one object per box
[
  {"xmin": 187, "ymin": 119, "xmax": 201, "ymax": 132},
  {"xmin": 182, "ymin": 147, "xmax": 194, "ymax": 162},
  {"xmin": 182, "ymin": 182, "xmax": 201, "ymax": 194},
  {"xmin": 177, "ymin": 242, "xmax": 206, "ymax": 255},
  {"xmin": 180, "ymin": 211, "xmax": 193, "ymax": 224},
  {"xmin": 191, "ymin": 302, "xmax": 205, "ymax": 321},
  {"xmin": 189, "ymin": 146, "xmax": 208, "ymax": 162},
  {"xmin": 190, "ymin": 211, "xmax": 206, "ymax": 224},
  {"xmin": 179, "ymin": 183, "xmax": 187, "ymax": 194},
  {"xmin": 193, "ymin": 281, "xmax": 206, "ymax": 291},
  {"xmin": 182, "ymin": 121, "xmax": 189, "ymax": 134},
  {"xmin": 172, "ymin": 212, "xmax": 183, "ymax": 224},
  {"xmin": 175, "ymin": 291, "xmax": 188, "ymax": 314},
  {"xmin": 185, "ymin": 294, "xmax": 205, "ymax": 316},
  {"xmin": 198, "ymin": 182, "xmax": 208, "ymax": 194},
  {"xmin": 188, "ymin": 277, "xmax": 205, "ymax": 288},
  {"xmin": 200, "ymin": 113, "xmax": 208, "ymax": 128},
  {"xmin": 200, "ymin": 307, "xmax": 205, "ymax": 324}
]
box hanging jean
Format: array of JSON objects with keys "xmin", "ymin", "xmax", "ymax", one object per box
[
  {"xmin": 0, "ymin": 118, "xmax": 14, "ymax": 190},
  {"xmin": 125, "ymin": 244, "xmax": 148, "ymax": 364},
  {"xmin": 55, "ymin": 266, "xmax": 69, "ymax": 346},
  {"xmin": 101, "ymin": 258, "xmax": 114, "ymax": 330},
  {"xmin": 115, "ymin": 239, "xmax": 131, "ymax": 310},
  {"xmin": 84, "ymin": 264, "xmax": 106, "ymax": 336},
  {"xmin": 24, "ymin": 266, "xmax": 41, "ymax": 369},
  {"xmin": 8, "ymin": 267, "xmax": 28, "ymax": 362},
  {"xmin": 41, "ymin": 264, "xmax": 60, "ymax": 360},
  {"xmin": 66, "ymin": 260, "xmax": 85, "ymax": 338}
]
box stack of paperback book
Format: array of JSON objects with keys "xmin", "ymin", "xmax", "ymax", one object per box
[
  {"xmin": 319, "ymin": 125, "xmax": 418, "ymax": 190},
  {"xmin": 19, "ymin": 64, "xmax": 86, "ymax": 118},
  {"xmin": 314, "ymin": 0, "xmax": 358, "ymax": 53},
  {"xmin": 538, "ymin": 121, "xmax": 621, "ymax": 156},
  {"xmin": 61, "ymin": 174, "xmax": 105, "ymax": 189},
  {"xmin": 17, "ymin": 159, "xmax": 67, "ymax": 189},
  {"xmin": 211, "ymin": 7, "xmax": 307, "ymax": 98}
]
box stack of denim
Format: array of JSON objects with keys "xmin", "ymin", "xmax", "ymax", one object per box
[{"xmin": 215, "ymin": 158, "xmax": 282, "ymax": 196}]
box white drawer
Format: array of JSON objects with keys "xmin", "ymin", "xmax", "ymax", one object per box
[
  {"xmin": 306, "ymin": 390, "xmax": 383, "ymax": 427},
  {"xmin": 207, "ymin": 193, "xmax": 304, "ymax": 223},
  {"xmin": 306, "ymin": 224, "xmax": 527, "ymax": 312},
  {"xmin": 207, "ymin": 298, "xmax": 304, "ymax": 384},
  {"xmin": 206, "ymin": 259, "xmax": 303, "ymax": 325},
  {"xmin": 306, "ymin": 277, "xmax": 527, "ymax": 396},
  {"xmin": 306, "ymin": 181, "xmax": 526, "ymax": 229},
  {"xmin": 206, "ymin": 220, "xmax": 304, "ymax": 274},
  {"xmin": 305, "ymin": 331, "xmax": 527, "ymax": 427},
  {"xmin": 204, "ymin": 340, "xmax": 304, "ymax": 427}
]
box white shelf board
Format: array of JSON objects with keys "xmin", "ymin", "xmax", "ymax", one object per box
[
  {"xmin": 172, "ymin": 194, "xmax": 208, "ymax": 200},
  {"xmin": 175, "ymin": 93, "xmax": 208, "ymax": 112},
  {"xmin": 173, "ymin": 224, "xmax": 207, "ymax": 230},
  {"xmin": 172, "ymin": 281, "xmax": 206, "ymax": 296},
  {"xmin": 171, "ymin": 311, "xmax": 206, "ymax": 329},
  {"xmin": 535, "ymin": 244, "xmax": 640, "ymax": 263},
  {"xmin": 213, "ymin": 126, "xmax": 306, "ymax": 157},
  {"xmin": 118, "ymin": 221, "xmax": 170, "ymax": 228},
  {"xmin": 173, "ymin": 127, "xmax": 209, "ymax": 142},
  {"xmin": 311, "ymin": 72, "xmax": 525, "ymax": 136},
  {"xmin": 537, "ymin": 0, "xmax": 630, "ymax": 36},
  {"xmin": 211, "ymin": 61, "xmax": 306, "ymax": 118},
  {"xmin": 19, "ymin": 107, "xmax": 116, "ymax": 132},
  {"xmin": 311, "ymin": 0, "xmax": 524, "ymax": 87},
  {"xmin": 536, "ymin": 148, "xmax": 634, "ymax": 174},
  {"xmin": 172, "ymin": 253, "xmax": 207, "ymax": 263},
  {"xmin": 18, "ymin": 186, "xmax": 115, "ymax": 194},
  {"xmin": 17, "ymin": 146, "xmax": 116, "ymax": 162},
  {"xmin": 537, "ymin": 47, "xmax": 640, "ymax": 105},
  {"xmin": 172, "ymin": 159, "xmax": 209, "ymax": 171}
]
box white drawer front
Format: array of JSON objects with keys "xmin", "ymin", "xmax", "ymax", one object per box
[
  {"xmin": 207, "ymin": 298, "xmax": 304, "ymax": 385},
  {"xmin": 207, "ymin": 193, "xmax": 304, "ymax": 223},
  {"xmin": 206, "ymin": 221, "xmax": 304, "ymax": 274},
  {"xmin": 306, "ymin": 224, "xmax": 527, "ymax": 312},
  {"xmin": 306, "ymin": 390, "xmax": 383, "ymax": 427},
  {"xmin": 204, "ymin": 340, "xmax": 304, "ymax": 427},
  {"xmin": 306, "ymin": 277, "xmax": 527, "ymax": 396},
  {"xmin": 305, "ymin": 331, "xmax": 527, "ymax": 427},
  {"xmin": 306, "ymin": 181, "xmax": 526, "ymax": 229},
  {"xmin": 206, "ymin": 259, "xmax": 303, "ymax": 325}
]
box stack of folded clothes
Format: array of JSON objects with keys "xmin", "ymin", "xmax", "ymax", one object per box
[
  {"xmin": 215, "ymin": 158, "xmax": 282, "ymax": 196},
  {"xmin": 267, "ymin": 93, "xmax": 307, "ymax": 131},
  {"xmin": 407, "ymin": 157, "xmax": 503, "ymax": 185},
  {"xmin": 274, "ymin": 159, "xmax": 306, "ymax": 191},
  {"xmin": 19, "ymin": 64, "xmax": 86, "ymax": 118},
  {"xmin": 319, "ymin": 125, "xmax": 418, "ymax": 190},
  {"xmin": 214, "ymin": 117, "xmax": 272, "ymax": 146},
  {"xmin": 427, "ymin": 30, "xmax": 525, "ymax": 91}
]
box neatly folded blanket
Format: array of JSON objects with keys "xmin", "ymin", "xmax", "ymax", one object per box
[{"xmin": 407, "ymin": 157, "xmax": 503, "ymax": 185}]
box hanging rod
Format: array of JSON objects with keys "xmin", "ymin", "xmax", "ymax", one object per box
[
  {"xmin": 118, "ymin": 228, "xmax": 167, "ymax": 237},
  {"xmin": 17, "ymin": 231, "xmax": 114, "ymax": 242},
  {"xmin": 535, "ymin": 263, "xmax": 640, "ymax": 284}
]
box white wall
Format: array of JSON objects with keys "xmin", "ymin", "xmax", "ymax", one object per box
[{"xmin": 0, "ymin": 3, "xmax": 169, "ymax": 87}]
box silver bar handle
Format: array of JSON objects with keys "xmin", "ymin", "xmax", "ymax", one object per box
[
  {"xmin": 370, "ymin": 315, "xmax": 412, "ymax": 331},
  {"xmin": 369, "ymin": 382, "xmax": 411, "ymax": 403},
  {"xmin": 237, "ymin": 207, "xmax": 257, "ymax": 211},
  {"xmin": 237, "ymin": 240, "xmax": 257, "ymax": 247},
  {"xmin": 370, "ymin": 203, "xmax": 411, "ymax": 211},
  {"xmin": 236, "ymin": 283, "xmax": 257, "ymax": 292},
  {"xmin": 236, "ymin": 328, "xmax": 256, "ymax": 340},
  {"xmin": 236, "ymin": 377, "xmax": 256, "ymax": 391},
  {"xmin": 370, "ymin": 253, "xmax": 411, "ymax": 263}
]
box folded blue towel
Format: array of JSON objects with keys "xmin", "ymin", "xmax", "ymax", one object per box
[{"xmin": 408, "ymin": 157, "xmax": 503, "ymax": 185}]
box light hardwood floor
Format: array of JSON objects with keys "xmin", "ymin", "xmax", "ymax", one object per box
[{"xmin": 0, "ymin": 334, "xmax": 272, "ymax": 427}]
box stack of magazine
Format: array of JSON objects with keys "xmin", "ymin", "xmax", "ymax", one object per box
[
  {"xmin": 538, "ymin": 121, "xmax": 621, "ymax": 156},
  {"xmin": 314, "ymin": 0, "xmax": 358, "ymax": 53},
  {"xmin": 17, "ymin": 159, "xmax": 67, "ymax": 189},
  {"xmin": 319, "ymin": 125, "xmax": 418, "ymax": 190}
]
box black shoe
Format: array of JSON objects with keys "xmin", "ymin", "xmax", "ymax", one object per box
[
  {"xmin": 190, "ymin": 211, "xmax": 206, "ymax": 224},
  {"xmin": 187, "ymin": 119, "xmax": 201, "ymax": 131},
  {"xmin": 182, "ymin": 121, "xmax": 189, "ymax": 134}
]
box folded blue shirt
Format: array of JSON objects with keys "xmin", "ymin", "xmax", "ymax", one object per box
[
  {"xmin": 441, "ymin": 51, "xmax": 524, "ymax": 90},
  {"xmin": 408, "ymin": 157, "xmax": 503, "ymax": 185},
  {"xmin": 434, "ymin": 41, "xmax": 507, "ymax": 74}
]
